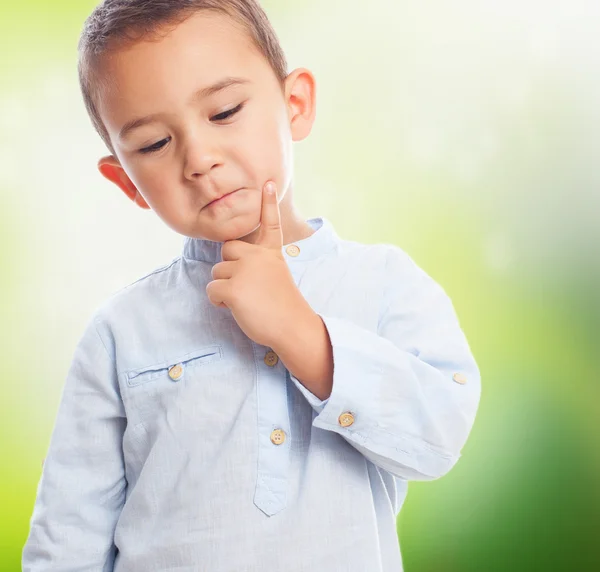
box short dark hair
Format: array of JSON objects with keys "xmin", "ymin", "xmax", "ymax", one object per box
[{"xmin": 77, "ymin": 0, "xmax": 289, "ymax": 155}]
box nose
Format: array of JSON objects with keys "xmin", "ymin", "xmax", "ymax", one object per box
[{"xmin": 182, "ymin": 135, "xmax": 223, "ymax": 180}]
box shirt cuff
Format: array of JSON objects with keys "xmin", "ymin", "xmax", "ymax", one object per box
[{"xmin": 286, "ymin": 312, "xmax": 380, "ymax": 424}]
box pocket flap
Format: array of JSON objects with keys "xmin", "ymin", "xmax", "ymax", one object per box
[{"xmin": 124, "ymin": 344, "xmax": 223, "ymax": 387}]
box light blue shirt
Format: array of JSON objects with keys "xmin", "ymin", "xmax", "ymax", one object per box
[{"xmin": 22, "ymin": 216, "xmax": 481, "ymax": 572}]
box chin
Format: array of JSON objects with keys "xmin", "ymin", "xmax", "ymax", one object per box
[
  {"xmin": 191, "ymin": 212, "xmax": 261, "ymax": 243},
  {"xmin": 224, "ymin": 215, "xmax": 261, "ymax": 242}
]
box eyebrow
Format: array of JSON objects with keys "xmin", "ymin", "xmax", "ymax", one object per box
[{"xmin": 118, "ymin": 76, "xmax": 251, "ymax": 141}]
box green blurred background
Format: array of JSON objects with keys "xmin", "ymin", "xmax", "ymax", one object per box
[{"xmin": 2, "ymin": 0, "xmax": 599, "ymax": 570}]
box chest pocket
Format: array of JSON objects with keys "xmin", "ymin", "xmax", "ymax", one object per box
[
  {"xmin": 121, "ymin": 344, "xmax": 224, "ymax": 428},
  {"xmin": 124, "ymin": 344, "xmax": 223, "ymax": 387}
]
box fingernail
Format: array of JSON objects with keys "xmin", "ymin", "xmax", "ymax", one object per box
[{"xmin": 266, "ymin": 182, "xmax": 276, "ymax": 195}]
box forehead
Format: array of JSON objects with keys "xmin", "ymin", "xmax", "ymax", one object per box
[{"xmin": 97, "ymin": 11, "xmax": 268, "ymax": 128}]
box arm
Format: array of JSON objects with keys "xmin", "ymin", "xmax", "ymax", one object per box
[
  {"xmin": 275, "ymin": 246, "xmax": 481, "ymax": 481},
  {"xmin": 22, "ymin": 312, "xmax": 127, "ymax": 571}
]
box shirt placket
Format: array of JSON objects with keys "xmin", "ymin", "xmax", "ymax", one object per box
[
  {"xmin": 252, "ymin": 242, "xmax": 304, "ymax": 516},
  {"xmin": 252, "ymin": 342, "xmax": 292, "ymax": 516}
]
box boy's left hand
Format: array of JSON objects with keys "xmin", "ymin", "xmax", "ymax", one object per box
[{"xmin": 206, "ymin": 181, "xmax": 315, "ymax": 348}]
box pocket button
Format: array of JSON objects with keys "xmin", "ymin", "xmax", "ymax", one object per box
[{"xmin": 168, "ymin": 363, "xmax": 184, "ymax": 381}]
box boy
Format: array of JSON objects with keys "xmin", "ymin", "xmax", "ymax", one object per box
[{"xmin": 22, "ymin": 1, "xmax": 481, "ymax": 571}]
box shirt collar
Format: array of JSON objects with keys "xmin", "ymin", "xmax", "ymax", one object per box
[{"xmin": 182, "ymin": 216, "xmax": 339, "ymax": 263}]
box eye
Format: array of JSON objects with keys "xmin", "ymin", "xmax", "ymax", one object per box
[
  {"xmin": 137, "ymin": 103, "xmax": 244, "ymax": 155},
  {"xmin": 211, "ymin": 102, "xmax": 244, "ymax": 122},
  {"xmin": 139, "ymin": 138, "xmax": 170, "ymax": 154}
]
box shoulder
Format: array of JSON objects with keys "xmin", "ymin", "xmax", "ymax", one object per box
[
  {"xmin": 333, "ymin": 235, "xmax": 397, "ymax": 268},
  {"xmin": 363, "ymin": 241, "xmax": 452, "ymax": 309},
  {"xmin": 339, "ymin": 237, "xmax": 423, "ymax": 277},
  {"xmin": 92, "ymin": 255, "xmax": 185, "ymax": 326}
]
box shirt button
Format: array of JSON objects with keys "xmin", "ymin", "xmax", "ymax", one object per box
[
  {"xmin": 270, "ymin": 429, "xmax": 286, "ymax": 445},
  {"xmin": 453, "ymin": 372, "xmax": 467, "ymax": 384},
  {"xmin": 264, "ymin": 350, "xmax": 279, "ymax": 367},
  {"xmin": 338, "ymin": 412, "xmax": 355, "ymax": 427},
  {"xmin": 168, "ymin": 364, "xmax": 183, "ymax": 381},
  {"xmin": 285, "ymin": 244, "xmax": 300, "ymax": 257}
]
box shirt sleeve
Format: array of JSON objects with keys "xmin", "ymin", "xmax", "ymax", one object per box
[
  {"xmin": 288, "ymin": 246, "xmax": 481, "ymax": 481},
  {"xmin": 22, "ymin": 311, "xmax": 127, "ymax": 571}
]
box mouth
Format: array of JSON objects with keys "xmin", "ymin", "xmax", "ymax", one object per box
[{"xmin": 205, "ymin": 189, "xmax": 242, "ymax": 209}]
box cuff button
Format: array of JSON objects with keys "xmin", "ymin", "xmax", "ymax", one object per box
[
  {"xmin": 338, "ymin": 412, "xmax": 355, "ymax": 427},
  {"xmin": 453, "ymin": 372, "xmax": 467, "ymax": 384}
]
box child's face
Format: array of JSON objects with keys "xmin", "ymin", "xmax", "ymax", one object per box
[{"xmin": 96, "ymin": 11, "xmax": 314, "ymax": 242}]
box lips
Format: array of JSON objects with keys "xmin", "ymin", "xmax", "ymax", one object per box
[{"xmin": 206, "ymin": 189, "xmax": 240, "ymax": 208}]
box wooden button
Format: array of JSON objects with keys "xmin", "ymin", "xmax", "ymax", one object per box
[
  {"xmin": 338, "ymin": 412, "xmax": 355, "ymax": 427},
  {"xmin": 270, "ymin": 429, "xmax": 286, "ymax": 445},
  {"xmin": 168, "ymin": 364, "xmax": 183, "ymax": 381},
  {"xmin": 264, "ymin": 350, "xmax": 279, "ymax": 367},
  {"xmin": 285, "ymin": 244, "xmax": 300, "ymax": 257},
  {"xmin": 453, "ymin": 372, "xmax": 467, "ymax": 384}
]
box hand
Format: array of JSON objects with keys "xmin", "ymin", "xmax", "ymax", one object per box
[{"xmin": 206, "ymin": 181, "xmax": 315, "ymax": 348}]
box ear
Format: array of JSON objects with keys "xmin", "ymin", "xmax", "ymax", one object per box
[
  {"xmin": 283, "ymin": 68, "xmax": 316, "ymax": 142},
  {"xmin": 97, "ymin": 155, "xmax": 151, "ymax": 209}
]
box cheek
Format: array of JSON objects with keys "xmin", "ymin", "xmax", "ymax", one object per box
[
  {"xmin": 241, "ymin": 117, "xmax": 290, "ymax": 182},
  {"xmin": 130, "ymin": 166, "xmax": 183, "ymax": 216},
  {"xmin": 134, "ymin": 169, "xmax": 167, "ymax": 202},
  {"xmin": 129, "ymin": 160, "xmax": 164, "ymax": 186}
]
